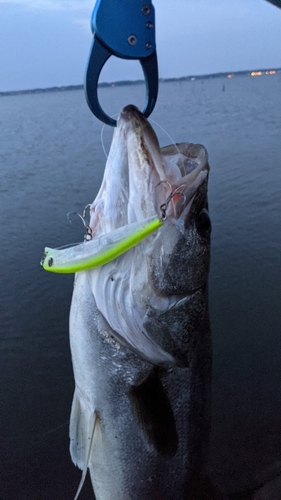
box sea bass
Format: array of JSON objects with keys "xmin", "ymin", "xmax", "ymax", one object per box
[{"xmin": 69, "ymin": 105, "xmax": 212, "ymax": 499}]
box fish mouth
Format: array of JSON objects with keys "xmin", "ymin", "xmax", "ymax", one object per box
[
  {"xmin": 90, "ymin": 104, "xmax": 209, "ymax": 236},
  {"xmin": 117, "ymin": 104, "xmax": 209, "ymax": 225}
]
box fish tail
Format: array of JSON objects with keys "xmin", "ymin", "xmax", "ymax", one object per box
[{"xmin": 69, "ymin": 389, "xmax": 97, "ymax": 500}]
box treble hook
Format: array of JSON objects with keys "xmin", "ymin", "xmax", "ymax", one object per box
[
  {"xmin": 67, "ymin": 204, "xmax": 92, "ymax": 241},
  {"xmin": 160, "ymin": 184, "xmax": 187, "ymax": 221}
]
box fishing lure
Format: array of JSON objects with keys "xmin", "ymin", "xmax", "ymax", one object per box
[
  {"xmin": 40, "ymin": 185, "xmax": 184, "ymax": 274},
  {"xmin": 41, "ymin": 216, "xmax": 163, "ymax": 274}
]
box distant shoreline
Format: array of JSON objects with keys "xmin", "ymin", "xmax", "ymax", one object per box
[{"xmin": 1, "ymin": 67, "xmax": 280, "ymax": 97}]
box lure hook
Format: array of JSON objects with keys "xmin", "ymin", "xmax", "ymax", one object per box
[
  {"xmin": 67, "ymin": 204, "xmax": 93, "ymax": 241},
  {"xmin": 160, "ymin": 184, "xmax": 186, "ymax": 221}
]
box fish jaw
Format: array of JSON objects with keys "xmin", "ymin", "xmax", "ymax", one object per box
[
  {"xmin": 89, "ymin": 104, "xmax": 209, "ymax": 232},
  {"xmin": 120, "ymin": 105, "xmax": 210, "ymax": 224}
]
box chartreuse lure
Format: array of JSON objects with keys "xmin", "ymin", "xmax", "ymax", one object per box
[{"xmin": 41, "ymin": 216, "xmax": 163, "ymax": 274}]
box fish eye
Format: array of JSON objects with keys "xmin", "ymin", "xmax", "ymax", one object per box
[{"xmin": 196, "ymin": 208, "xmax": 211, "ymax": 238}]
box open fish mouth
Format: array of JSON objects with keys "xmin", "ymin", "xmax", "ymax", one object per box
[
  {"xmin": 89, "ymin": 104, "xmax": 209, "ymax": 235},
  {"xmin": 85, "ymin": 105, "xmax": 211, "ymax": 366}
]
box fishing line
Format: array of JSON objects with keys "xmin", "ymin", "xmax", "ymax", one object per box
[
  {"xmin": 100, "ymin": 118, "xmax": 116, "ymax": 160},
  {"xmin": 97, "ymin": 113, "xmax": 182, "ymax": 227},
  {"xmin": 100, "ymin": 118, "xmax": 135, "ymax": 216},
  {"xmin": 99, "ymin": 115, "xmax": 138, "ymax": 222},
  {"xmin": 149, "ymin": 117, "xmax": 180, "ymax": 155},
  {"xmin": 67, "ymin": 114, "xmax": 179, "ymax": 241},
  {"xmin": 101, "ymin": 115, "xmax": 180, "ymax": 159},
  {"xmin": 99, "ymin": 113, "xmax": 179, "ymax": 221},
  {"xmin": 0, "ymin": 420, "xmax": 70, "ymax": 442},
  {"xmin": 100, "ymin": 123, "xmax": 107, "ymax": 157},
  {"xmin": 41, "ymin": 419, "xmax": 70, "ymax": 436}
]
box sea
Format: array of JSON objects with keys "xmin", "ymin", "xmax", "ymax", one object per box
[{"xmin": 0, "ymin": 74, "xmax": 281, "ymax": 499}]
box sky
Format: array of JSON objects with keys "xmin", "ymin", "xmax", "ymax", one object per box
[{"xmin": 0, "ymin": 0, "xmax": 281, "ymax": 92}]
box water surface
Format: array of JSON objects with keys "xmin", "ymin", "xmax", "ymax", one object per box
[{"xmin": 0, "ymin": 75, "xmax": 281, "ymax": 498}]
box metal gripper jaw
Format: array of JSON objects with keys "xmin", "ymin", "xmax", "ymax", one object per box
[{"xmin": 85, "ymin": 0, "xmax": 158, "ymax": 127}]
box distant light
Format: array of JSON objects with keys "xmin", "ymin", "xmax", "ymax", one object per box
[
  {"xmin": 251, "ymin": 71, "xmax": 262, "ymax": 76},
  {"xmin": 227, "ymin": 74, "xmax": 234, "ymax": 79}
]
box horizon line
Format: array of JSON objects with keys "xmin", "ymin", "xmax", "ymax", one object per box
[{"xmin": 1, "ymin": 66, "xmax": 280, "ymax": 96}]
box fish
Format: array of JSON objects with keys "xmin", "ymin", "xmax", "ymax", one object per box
[{"xmin": 69, "ymin": 105, "xmax": 213, "ymax": 500}]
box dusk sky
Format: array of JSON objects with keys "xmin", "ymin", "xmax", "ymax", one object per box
[{"xmin": 0, "ymin": 0, "xmax": 281, "ymax": 92}]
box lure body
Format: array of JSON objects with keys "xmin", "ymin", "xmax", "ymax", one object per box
[{"xmin": 41, "ymin": 216, "xmax": 162, "ymax": 274}]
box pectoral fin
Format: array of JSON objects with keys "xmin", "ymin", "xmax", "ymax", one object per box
[{"xmin": 129, "ymin": 369, "xmax": 178, "ymax": 458}]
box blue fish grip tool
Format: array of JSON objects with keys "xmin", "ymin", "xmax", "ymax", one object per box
[{"xmin": 85, "ymin": 0, "xmax": 158, "ymax": 127}]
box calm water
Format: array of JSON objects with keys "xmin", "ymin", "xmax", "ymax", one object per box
[{"xmin": 0, "ymin": 76, "xmax": 281, "ymax": 499}]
